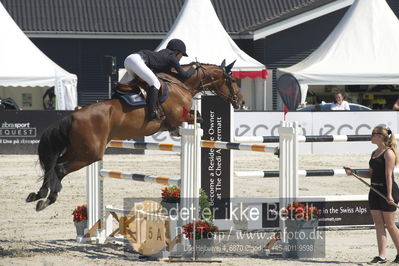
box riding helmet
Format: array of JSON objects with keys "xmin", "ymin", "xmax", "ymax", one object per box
[{"xmin": 166, "ymin": 39, "xmax": 188, "ymax": 56}]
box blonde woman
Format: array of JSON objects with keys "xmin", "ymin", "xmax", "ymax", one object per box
[{"xmin": 345, "ymin": 127, "xmax": 399, "ymax": 263}]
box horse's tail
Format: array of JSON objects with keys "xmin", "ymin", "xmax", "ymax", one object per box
[{"xmin": 38, "ymin": 115, "xmax": 73, "ymax": 193}]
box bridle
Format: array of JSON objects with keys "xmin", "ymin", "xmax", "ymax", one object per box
[
  {"xmin": 222, "ymin": 71, "xmax": 241, "ymax": 107},
  {"xmin": 195, "ymin": 63, "xmax": 241, "ymax": 107}
]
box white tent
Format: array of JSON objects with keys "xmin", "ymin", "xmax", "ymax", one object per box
[
  {"xmin": 156, "ymin": 0, "xmax": 267, "ymax": 79},
  {"xmin": 278, "ymin": 0, "xmax": 399, "ymax": 102},
  {"xmin": 0, "ymin": 3, "xmax": 77, "ymax": 110}
]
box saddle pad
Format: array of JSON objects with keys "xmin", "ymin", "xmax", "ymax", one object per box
[{"xmin": 114, "ymin": 82, "xmax": 169, "ymax": 107}]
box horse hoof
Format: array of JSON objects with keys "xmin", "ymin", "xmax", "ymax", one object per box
[
  {"xmin": 169, "ymin": 129, "xmax": 180, "ymax": 137},
  {"xmin": 36, "ymin": 200, "xmax": 47, "ymax": 211},
  {"xmin": 26, "ymin": 192, "xmax": 37, "ymax": 202}
]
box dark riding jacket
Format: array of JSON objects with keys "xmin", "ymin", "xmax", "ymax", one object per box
[{"xmin": 139, "ymin": 49, "xmax": 195, "ymax": 80}]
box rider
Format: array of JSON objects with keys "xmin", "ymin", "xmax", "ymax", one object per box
[{"xmin": 121, "ymin": 39, "xmax": 197, "ymax": 121}]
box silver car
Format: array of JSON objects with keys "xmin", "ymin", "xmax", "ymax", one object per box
[{"xmin": 298, "ymin": 103, "xmax": 372, "ymax": 111}]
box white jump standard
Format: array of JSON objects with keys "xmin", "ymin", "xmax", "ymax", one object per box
[{"xmin": 79, "ymin": 121, "xmax": 202, "ymax": 260}]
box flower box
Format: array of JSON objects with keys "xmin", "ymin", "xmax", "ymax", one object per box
[
  {"xmin": 282, "ymin": 202, "xmax": 321, "ymax": 258},
  {"xmin": 72, "ymin": 205, "xmax": 87, "ymax": 236},
  {"xmin": 161, "ymin": 185, "xmax": 180, "ymax": 203}
]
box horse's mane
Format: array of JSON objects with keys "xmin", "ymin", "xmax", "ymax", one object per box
[
  {"xmin": 157, "ymin": 72, "xmax": 183, "ymax": 83},
  {"xmin": 182, "ymin": 62, "xmax": 220, "ymax": 68}
]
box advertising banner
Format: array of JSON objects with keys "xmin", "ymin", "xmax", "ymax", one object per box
[
  {"xmin": 0, "ymin": 111, "xmax": 143, "ymax": 154},
  {"xmin": 201, "ymin": 96, "xmax": 231, "ymax": 220},
  {"xmin": 234, "ymin": 111, "xmax": 398, "ymax": 154},
  {"xmin": 277, "ymin": 74, "xmax": 302, "ymax": 110},
  {"xmin": 147, "ymin": 111, "xmax": 399, "ymax": 154},
  {"xmin": 262, "ymin": 198, "xmax": 372, "ymax": 228},
  {"xmin": 0, "ymin": 111, "xmax": 70, "ymax": 154}
]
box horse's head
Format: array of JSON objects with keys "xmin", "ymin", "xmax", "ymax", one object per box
[{"xmin": 196, "ymin": 60, "xmax": 245, "ymax": 109}]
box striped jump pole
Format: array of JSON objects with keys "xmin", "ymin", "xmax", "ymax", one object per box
[
  {"xmin": 100, "ymin": 169, "xmax": 180, "ymax": 185},
  {"xmin": 201, "ymin": 140, "xmax": 277, "ymax": 153},
  {"xmin": 235, "ymin": 134, "xmax": 399, "ymax": 143},
  {"xmin": 236, "ymin": 168, "xmax": 399, "ymax": 178},
  {"xmin": 298, "ymin": 135, "xmax": 371, "ymax": 142},
  {"xmin": 109, "ymin": 140, "xmax": 181, "ymax": 152},
  {"xmin": 235, "ymin": 169, "xmax": 370, "ymax": 178},
  {"xmin": 234, "ymin": 136, "xmax": 279, "ymax": 143},
  {"xmin": 236, "ymin": 168, "xmax": 365, "ymax": 178},
  {"xmin": 234, "ymin": 135, "xmax": 371, "ymax": 143},
  {"xmin": 109, "ymin": 139, "xmax": 277, "ymax": 153}
]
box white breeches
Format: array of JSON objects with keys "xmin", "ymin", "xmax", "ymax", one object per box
[{"xmin": 120, "ymin": 53, "xmax": 161, "ymax": 90}]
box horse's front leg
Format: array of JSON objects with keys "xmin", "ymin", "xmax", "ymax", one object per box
[
  {"xmin": 186, "ymin": 110, "xmax": 203, "ymax": 124},
  {"xmin": 167, "ymin": 110, "xmax": 203, "ymax": 137}
]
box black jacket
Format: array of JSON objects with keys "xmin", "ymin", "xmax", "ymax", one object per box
[{"xmin": 139, "ymin": 49, "xmax": 195, "ymax": 80}]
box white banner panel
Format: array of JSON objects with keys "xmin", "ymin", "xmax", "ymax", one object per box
[
  {"xmin": 310, "ymin": 112, "xmax": 397, "ymax": 154},
  {"xmin": 146, "ymin": 111, "xmax": 399, "ymax": 154}
]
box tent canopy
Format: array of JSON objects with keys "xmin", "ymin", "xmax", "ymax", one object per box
[
  {"xmin": 156, "ymin": 0, "xmax": 267, "ymax": 79},
  {"xmin": 279, "ymin": 0, "xmax": 399, "ymax": 86},
  {"xmin": 0, "ymin": 3, "xmax": 77, "ymax": 110}
]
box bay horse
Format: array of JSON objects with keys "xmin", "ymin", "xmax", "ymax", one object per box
[{"xmin": 26, "ymin": 60, "xmax": 245, "ymax": 211}]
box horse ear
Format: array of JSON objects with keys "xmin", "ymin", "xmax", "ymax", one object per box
[
  {"xmin": 221, "ymin": 59, "xmax": 226, "ymax": 68},
  {"xmin": 225, "ymin": 60, "xmax": 236, "ymax": 74}
]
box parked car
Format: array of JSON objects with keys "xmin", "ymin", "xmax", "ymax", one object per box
[{"xmin": 297, "ymin": 102, "xmax": 371, "ymax": 111}]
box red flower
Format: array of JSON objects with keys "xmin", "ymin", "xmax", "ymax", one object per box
[
  {"xmin": 161, "ymin": 185, "xmax": 180, "ymax": 203},
  {"xmin": 282, "ymin": 202, "xmax": 320, "ymax": 221},
  {"xmin": 182, "ymin": 220, "xmax": 219, "ymax": 240},
  {"xmin": 72, "ymin": 205, "xmax": 87, "ymax": 222}
]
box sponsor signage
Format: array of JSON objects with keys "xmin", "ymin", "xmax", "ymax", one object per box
[
  {"xmin": 201, "ymin": 96, "xmax": 231, "ymax": 220},
  {"xmin": 147, "ymin": 111, "xmax": 398, "ymax": 154},
  {"xmin": 262, "ymin": 199, "xmax": 372, "ymax": 228},
  {"xmin": 0, "ymin": 111, "xmax": 70, "ymax": 154},
  {"xmin": 234, "ymin": 111, "xmax": 398, "ymax": 154}
]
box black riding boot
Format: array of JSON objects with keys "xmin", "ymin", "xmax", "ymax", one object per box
[{"xmin": 147, "ymin": 86, "xmax": 159, "ymax": 121}]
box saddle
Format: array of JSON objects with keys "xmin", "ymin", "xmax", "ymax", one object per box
[{"xmin": 112, "ymin": 79, "xmax": 169, "ymax": 108}]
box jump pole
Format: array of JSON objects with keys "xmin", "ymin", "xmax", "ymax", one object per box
[
  {"xmin": 108, "ymin": 140, "xmax": 275, "ymax": 153},
  {"xmin": 235, "ymin": 168, "xmax": 399, "ymax": 178}
]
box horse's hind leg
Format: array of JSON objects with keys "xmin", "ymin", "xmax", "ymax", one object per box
[
  {"xmin": 26, "ymin": 186, "xmax": 49, "ymax": 203},
  {"xmin": 36, "ymin": 151, "xmax": 103, "ymax": 211},
  {"xmin": 36, "ymin": 190, "xmax": 59, "ymax": 211},
  {"xmin": 34, "ymin": 162, "xmax": 69, "ymax": 211},
  {"xmin": 26, "ymin": 165, "xmax": 65, "ymax": 203},
  {"xmin": 26, "ymin": 163, "xmax": 68, "ymax": 204}
]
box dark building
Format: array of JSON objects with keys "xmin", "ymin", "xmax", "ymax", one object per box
[{"xmin": 1, "ymin": 0, "xmax": 398, "ymax": 109}]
